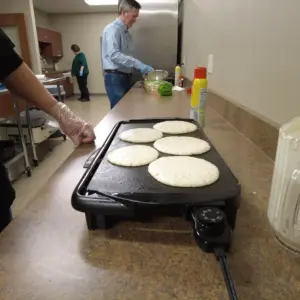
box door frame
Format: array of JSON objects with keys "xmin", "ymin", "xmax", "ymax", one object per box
[{"xmin": 0, "ymin": 13, "xmax": 32, "ymax": 68}]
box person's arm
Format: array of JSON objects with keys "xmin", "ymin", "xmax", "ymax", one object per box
[
  {"xmin": 0, "ymin": 29, "xmax": 95, "ymax": 145},
  {"xmin": 79, "ymin": 53, "xmax": 87, "ymax": 76},
  {"xmin": 3, "ymin": 63, "xmax": 95, "ymax": 145},
  {"xmin": 3, "ymin": 63, "xmax": 58, "ymax": 114},
  {"xmin": 104, "ymin": 27, "xmax": 149, "ymax": 72}
]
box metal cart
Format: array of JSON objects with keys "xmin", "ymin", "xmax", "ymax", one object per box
[
  {"xmin": 0, "ymin": 89, "xmax": 33, "ymax": 177},
  {"xmin": 0, "ymin": 76, "xmax": 66, "ymax": 178}
]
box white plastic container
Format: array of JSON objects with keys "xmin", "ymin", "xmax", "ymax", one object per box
[{"xmin": 268, "ymin": 116, "xmax": 300, "ymax": 253}]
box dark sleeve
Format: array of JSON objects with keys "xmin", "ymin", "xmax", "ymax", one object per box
[
  {"xmin": 0, "ymin": 29, "xmax": 23, "ymax": 82},
  {"xmin": 78, "ymin": 53, "xmax": 83, "ymax": 65},
  {"xmin": 0, "ymin": 163, "xmax": 15, "ymax": 210}
]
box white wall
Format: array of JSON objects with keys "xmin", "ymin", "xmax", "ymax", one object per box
[
  {"xmin": 50, "ymin": 13, "xmax": 116, "ymax": 94},
  {"xmin": 0, "ymin": 0, "xmax": 41, "ymax": 73},
  {"xmin": 34, "ymin": 8, "xmax": 52, "ymax": 29},
  {"xmin": 182, "ymin": 0, "xmax": 300, "ymax": 126}
]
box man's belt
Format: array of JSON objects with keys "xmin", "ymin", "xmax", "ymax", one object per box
[{"xmin": 104, "ymin": 69, "xmax": 132, "ymax": 76}]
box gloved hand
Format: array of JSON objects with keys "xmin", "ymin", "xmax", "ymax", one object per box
[
  {"xmin": 79, "ymin": 69, "xmax": 83, "ymax": 77},
  {"xmin": 49, "ymin": 102, "xmax": 96, "ymax": 146},
  {"xmin": 140, "ymin": 64, "xmax": 153, "ymax": 75}
]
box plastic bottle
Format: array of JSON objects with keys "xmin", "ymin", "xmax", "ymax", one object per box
[
  {"xmin": 179, "ymin": 75, "xmax": 184, "ymax": 87},
  {"xmin": 174, "ymin": 65, "xmax": 181, "ymax": 86},
  {"xmin": 190, "ymin": 67, "xmax": 203, "ymax": 93},
  {"xmin": 194, "ymin": 67, "xmax": 203, "ymax": 81},
  {"xmin": 190, "ymin": 67, "xmax": 208, "ymax": 127}
]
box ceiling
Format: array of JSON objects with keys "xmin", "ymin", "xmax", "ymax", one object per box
[{"xmin": 33, "ymin": 0, "xmax": 118, "ymax": 14}]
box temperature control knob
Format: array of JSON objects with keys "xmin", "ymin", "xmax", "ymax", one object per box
[{"xmin": 193, "ymin": 207, "xmax": 226, "ymax": 237}]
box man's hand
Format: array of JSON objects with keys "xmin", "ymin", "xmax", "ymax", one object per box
[
  {"xmin": 79, "ymin": 69, "xmax": 84, "ymax": 77},
  {"xmin": 140, "ymin": 64, "xmax": 153, "ymax": 75}
]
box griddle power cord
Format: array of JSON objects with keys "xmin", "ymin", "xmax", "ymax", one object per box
[{"xmin": 214, "ymin": 247, "xmax": 239, "ymax": 300}]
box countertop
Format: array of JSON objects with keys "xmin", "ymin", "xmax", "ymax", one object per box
[{"xmin": 0, "ymin": 88, "xmax": 300, "ymax": 300}]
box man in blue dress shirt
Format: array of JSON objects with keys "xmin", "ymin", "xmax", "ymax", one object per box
[{"xmin": 102, "ymin": 0, "xmax": 153, "ymax": 109}]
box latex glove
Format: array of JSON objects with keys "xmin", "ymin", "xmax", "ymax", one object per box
[
  {"xmin": 79, "ymin": 69, "xmax": 83, "ymax": 77},
  {"xmin": 50, "ymin": 102, "xmax": 96, "ymax": 146},
  {"xmin": 140, "ymin": 64, "xmax": 153, "ymax": 75}
]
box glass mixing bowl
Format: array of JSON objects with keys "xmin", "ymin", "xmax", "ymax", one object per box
[{"xmin": 144, "ymin": 70, "xmax": 169, "ymax": 94}]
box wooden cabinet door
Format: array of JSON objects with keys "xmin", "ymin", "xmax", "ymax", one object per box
[
  {"xmin": 42, "ymin": 43, "xmax": 54, "ymax": 57},
  {"xmin": 52, "ymin": 31, "xmax": 63, "ymax": 57},
  {"xmin": 1, "ymin": 14, "xmax": 31, "ymax": 67},
  {"xmin": 60, "ymin": 78, "xmax": 74, "ymax": 98},
  {"xmin": 37, "ymin": 27, "xmax": 51, "ymax": 43}
]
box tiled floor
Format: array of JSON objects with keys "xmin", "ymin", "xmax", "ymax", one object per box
[{"xmin": 11, "ymin": 95, "xmax": 110, "ymax": 216}]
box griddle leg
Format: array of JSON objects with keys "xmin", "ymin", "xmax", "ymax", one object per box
[
  {"xmin": 85, "ymin": 213, "xmax": 97, "ymax": 230},
  {"xmin": 85, "ymin": 213, "xmax": 116, "ymax": 230}
]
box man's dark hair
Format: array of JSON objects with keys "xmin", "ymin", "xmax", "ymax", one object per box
[
  {"xmin": 118, "ymin": 0, "xmax": 141, "ymax": 15},
  {"xmin": 71, "ymin": 44, "xmax": 80, "ymax": 52}
]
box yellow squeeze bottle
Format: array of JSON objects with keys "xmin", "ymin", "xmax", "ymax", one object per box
[
  {"xmin": 190, "ymin": 67, "xmax": 208, "ymax": 127},
  {"xmin": 190, "ymin": 79, "xmax": 201, "ymax": 121},
  {"xmin": 174, "ymin": 65, "xmax": 181, "ymax": 86}
]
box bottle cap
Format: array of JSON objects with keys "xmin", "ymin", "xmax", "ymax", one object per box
[{"xmin": 194, "ymin": 67, "xmax": 207, "ymax": 79}]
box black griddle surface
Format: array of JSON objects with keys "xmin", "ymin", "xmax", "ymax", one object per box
[{"xmin": 85, "ymin": 119, "xmax": 240, "ymax": 206}]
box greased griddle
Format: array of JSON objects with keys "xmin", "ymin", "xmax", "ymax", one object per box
[{"xmin": 74, "ymin": 118, "xmax": 240, "ymax": 206}]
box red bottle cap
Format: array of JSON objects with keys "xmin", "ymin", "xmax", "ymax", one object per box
[{"xmin": 194, "ymin": 67, "xmax": 207, "ymax": 79}]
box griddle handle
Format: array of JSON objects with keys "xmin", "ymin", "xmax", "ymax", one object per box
[
  {"xmin": 83, "ymin": 122, "xmax": 120, "ymax": 169},
  {"xmin": 83, "ymin": 147, "xmax": 102, "ymax": 169}
]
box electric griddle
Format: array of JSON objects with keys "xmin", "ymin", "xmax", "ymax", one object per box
[
  {"xmin": 72, "ymin": 118, "xmax": 241, "ymax": 300},
  {"xmin": 72, "ymin": 118, "xmax": 240, "ymax": 229}
]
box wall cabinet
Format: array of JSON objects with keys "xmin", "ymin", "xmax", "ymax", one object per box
[
  {"xmin": 37, "ymin": 27, "xmax": 50, "ymax": 43},
  {"xmin": 37, "ymin": 27, "xmax": 63, "ymax": 58}
]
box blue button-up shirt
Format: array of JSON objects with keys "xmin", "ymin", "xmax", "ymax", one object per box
[{"xmin": 102, "ymin": 18, "xmax": 143, "ymax": 74}]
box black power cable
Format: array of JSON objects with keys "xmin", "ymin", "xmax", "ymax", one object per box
[
  {"xmin": 191, "ymin": 207, "xmax": 239, "ymax": 300},
  {"xmin": 214, "ymin": 247, "xmax": 239, "ymax": 300}
]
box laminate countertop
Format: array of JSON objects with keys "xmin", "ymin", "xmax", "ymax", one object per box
[{"xmin": 0, "ymin": 88, "xmax": 299, "ymax": 300}]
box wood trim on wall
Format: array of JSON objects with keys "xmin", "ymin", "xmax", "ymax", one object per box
[
  {"xmin": 0, "ymin": 13, "xmax": 32, "ymax": 69},
  {"xmin": 0, "ymin": 13, "xmax": 32, "ymax": 118}
]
